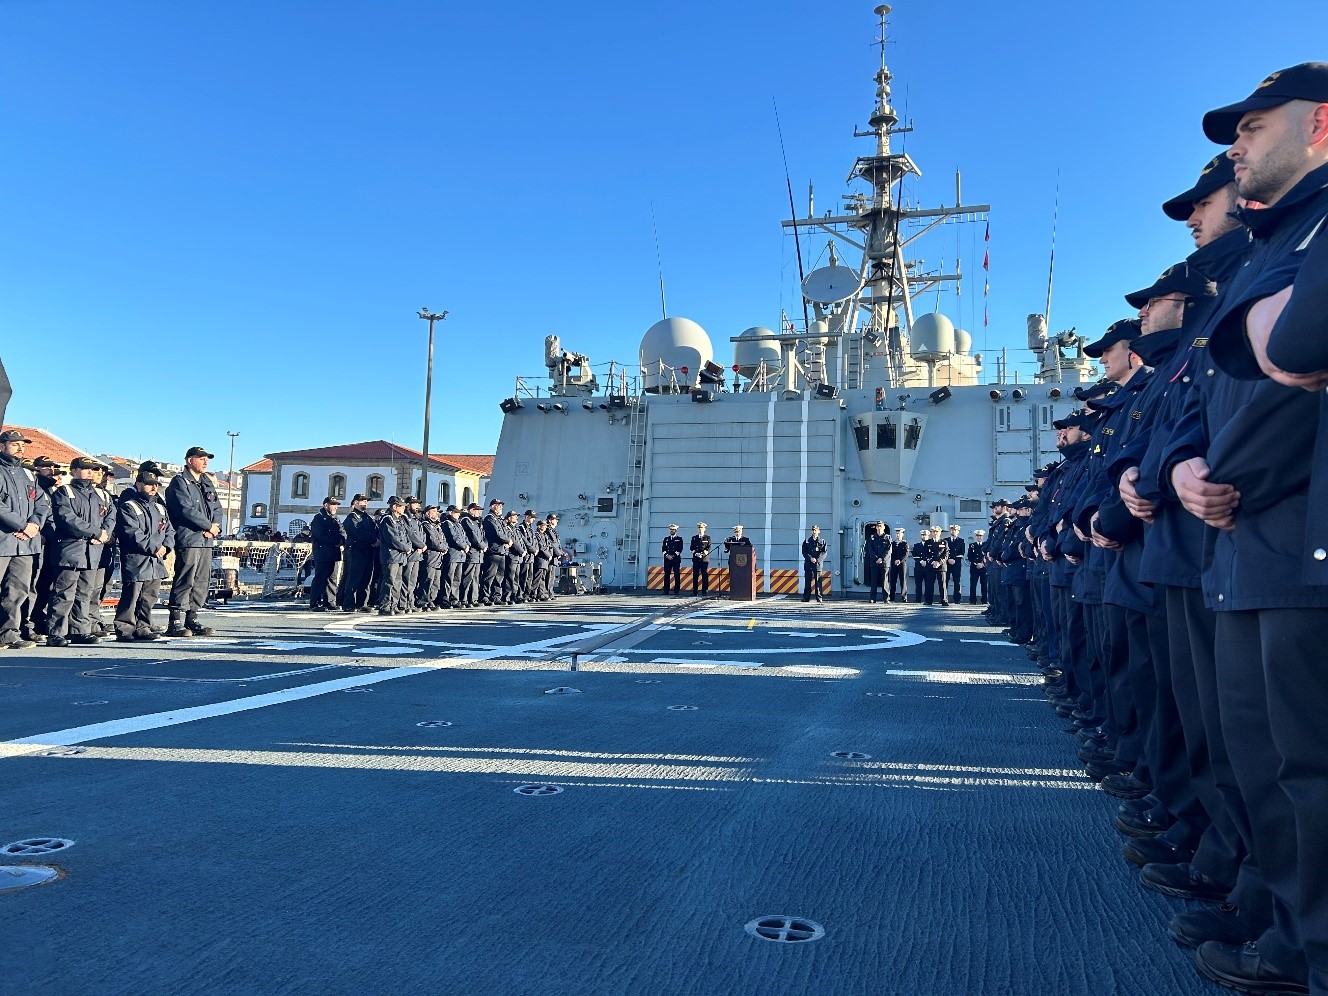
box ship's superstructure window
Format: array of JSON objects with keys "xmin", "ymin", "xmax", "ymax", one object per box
[
  {"xmin": 959, "ymin": 498, "xmax": 983, "ymax": 515},
  {"xmin": 904, "ymin": 419, "xmax": 922, "ymax": 450},
  {"xmin": 328, "ymin": 474, "xmax": 346, "ymax": 501},
  {"xmin": 853, "ymin": 423, "xmax": 870, "ymax": 451},
  {"xmin": 291, "ymin": 473, "xmax": 309, "ymax": 499},
  {"xmin": 366, "ymin": 475, "xmax": 384, "ymax": 501},
  {"xmin": 876, "ymin": 419, "xmax": 897, "ymax": 450}
]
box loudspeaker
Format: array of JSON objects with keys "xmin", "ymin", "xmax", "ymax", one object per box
[
  {"xmin": 691, "ymin": 390, "xmax": 714, "ymax": 404},
  {"xmin": 500, "ymin": 397, "xmax": 523, "ymax": 414},
  {"xmin": 815, "ymin": 383, "xmax": 839, "ymax": 400},
  {"xmin": 928, "ymin": 386, "xmax": 952, "ymax": 405}
]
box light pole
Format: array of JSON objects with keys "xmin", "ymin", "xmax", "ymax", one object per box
[
  {"xmin": 418, "ymin": 308, "xmax": 448, "ymax": 504},
  {"xmin": 227, "ymin": 430, "xmax": 240, "ymax": 535}
]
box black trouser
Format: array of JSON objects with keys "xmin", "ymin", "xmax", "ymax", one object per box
[
  {"xmin": 692, "ymin": 559, "xmax": 708, "ymax": 594},
  {"xmin": 0, "ymin": 555, "xmax": 35, "ymax": 644},
  {"xmin": 933, "ymin": 566, "xmax": 949, "ymax": 604},
  {"xmin": 502, "ymin": 555, "xmax": 521, "ymax": 602},
  {"xmin": 888, "ymin": 563, "xmax": 906, "ymax": 600},
  {"xmin": 481, "ymin": 552, "xmax": 506, "ymax": 602},
  {"xmin": 376, "ymin": 562, "xmax": 404, "ymax": 612},
  {"xmin": 533, "ymin": 561, "xmax": 550, "ymax": 599},
  {"xmin": 1143, "ymin": 607, "xmax": 1206, "ymax": 851},
  {"xmin": 417, "ymin": 552, "xmax": 443, "ymax": 607},
  {"xmin": 968, "ymin": 567, "xmax": 987, "ymax": 603},
  {"xmin": 1008, "ymin": 580, "xmax": 1031, "ymax": 638},
  {"xmin": 460, "ymin": 561, "xmax": 481, "ymax": 606},
  {"xmin": 949, "ymin": 564, "xmax": 962, "ymax": 602},
  {"xmin": 338, "ymin": 546, "xmax": 374, "ymax": 609},
  {"xmin": 1101, "ymin": 604, "xmax": 1142, "ymax": 768},
  {"xmin": 867, "ymin": 563, "xmax": 884, "ymax": 602},
  {"xmin": 115, "ymin": 578, "xmax": 161, "ymax": 637},
  {"xmin": 912, "ymin": 564, "xmax": 927, "ymax": 603},
  {"xmin": 662, "ymin": 556, "xmax": 681, "ymax": 594},
  {"xmin": 169, "ymin": 547, "xmax": 212, "ymax": 619},
  {"xmin": 802, "ymin": 562, "xmax": 824, "ymax": 600},
  {"xmin": 309, "ymin": 559, "xmax": 338, "ymax": 608},
  {"xmin": 441, "ymin": 556, "xmax": 462, "ymax": 606},
  {"xmin": 47, "ymin": 567, "xmax": 98, "ymax": 638},
  {"xmin": 516, "ymin": 556, "xmax": 533, "ymax": 599},
  {"xmin": 30, "ymin": 547, "xmax": 55, "ymax": 634}
]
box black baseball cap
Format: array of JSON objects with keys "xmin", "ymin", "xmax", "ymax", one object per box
[
  {"xmin": 70, "ymin": 456, "xmax": 102, "ymax": 470},
  {"xmin": 1203, "ymin": 63, "xmax": 1328, "ymax": 144},
  {"xmin": 1052, "ymin": 409, "xmax": 1091, "ymax": 430},
  {"xmin": 388, "ymin": 495, "xmax": 405, "ymax": 507},
  {"xmin": 1083, "ymin": 319, "xmax": 1142, "ymax": 359},
  {"xmin": 0, "ymin": 429, "xmax": 32, "ymax": 443},
  {"xmin": 524, "ymin": 509, "xmax": 536, "ymax": 517},
  {"xmin": 322, "ymin": 496, "xmax": 340, "ymax": 505},
  {"xmin": 1162, "ymin": 154, "xmax": 1237, "ymax": 221},
  {"xmin": 489, "ymin": 498, "xmax": 504, "ymax": 506},
  {"xmin": 467, "ymin": 502, "xmax": 482, "ymax": 510},
  {"xmin": 1125, "ymin": 262, "xmax": 1217, "ymax": 309},
  {"xmin": 445, "ymin": 504, "xmax": 460, "ymax": 513},
  {"xmin": 351, "ymin": 493, "xmax": 369, "ymax": 502},
  {"xmin": 185, "ymin": 446, "xmax": 215, "ymax": 459}
]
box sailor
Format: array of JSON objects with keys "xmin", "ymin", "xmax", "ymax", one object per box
[
  {"xmin": 418, "ymin": 505, "xmax": 446, "ymax": 610},
  {"xmin": 889, "ymin": 527, "xmax": 909, "ymax": 603},
  {"xmin": 864, "ymin": 521, "xmax": 888, "ymax": 603},
  {"xmin": 459, "ymin": 503, "xmax": 487, "ymax": 607},
  {"xmin": 962, "ymin": 529, "xmax": 984, "ymax": 604},
  {"xmin": 402, "ymin": 497, "xmax": 426, "ymax": 612},
  {"xmin": 928, "ymin": 527, "xmax": 950, "ymax": 606},
  {"xmin": 945, "ymin": 524, "xmax": 966, "ymax": 604},
  {"xmin": 164, "ymin": 445, "xmax": 223, "ymax": 637},
  {"xmin": 337, "ymin": 494, "xmax": 377, "ymax": 612},
  {"xmin": 1164, "ymin": 65, "xmax": 1328, "ymax": 995},
  {"xmin": 503, "ymin": 509, "xmax": 527, "ymax": 603},
  {"xmin": 439, "ymin": 504, "xmax": 469, "ymax": 608},
  {"xmin": 43, "ymin": 456, "xmax": 117, "ymax": 647},
  {"xmin": 375, "ymin": 496, "xmax": 412, "ymax": 614},
  {"xmin": 660, "ymin": 524, "xmax": 684, "ymax": 595},
  {"xmin": 308, "ymin": 497, "xmax": 345, "ymax": 611},
  {"xmin": 90, "ymin": 461, "xmax": 117, "ymax": 622},
  {"xmin": 910, "ymin": 528, "xmax": 930, "ymax": 604},
  {"xmin": 544, "ymin": 513, "xmax": 563, "ymax": 600},
  {"xmin": 690, "ymin": 522, "xmax": 712, "ymax": 596},
  {"xmin": 724, "ymin": 524, "xmax": 752, "ymax": 553},
  {"xmin": 480, "ymin": 498, "xmax": 510, "ymax": 605},
  {"xmin": 26, "ymin": 455, "xmax": 64, "ymax": 639},
  {"xmin": 113, "ymin": 467, "xmax": 173, "ymax": 641},
  {"xmin": 801, "ymin": 525, "xmax": 827, "ymax": 602},
  {"xmin": 517, "ymin": 509, "xmax": 539, "ymax": 600},
  {"xmin": 532, "ymin": 518, "xmax": 554, "ymax": 601}
]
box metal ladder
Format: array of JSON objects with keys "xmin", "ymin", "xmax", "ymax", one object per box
[{"xmin": 621, "ymin": 398, "xmax": 648, "ymax": 588}]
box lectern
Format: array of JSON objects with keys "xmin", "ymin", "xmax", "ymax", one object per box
[{"xmin": 728, "ymin": 541, "xmax": 756, "ymax": 601}]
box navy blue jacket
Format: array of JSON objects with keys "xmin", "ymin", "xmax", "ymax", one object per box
[
  {"xmin": 377, "ymin": 513, "xmax": 413, "ymax": 565},
  {"xmin": 343, "ymin": 509, "xmax": 377, "ymax": 552},
  {"xmin": 802, "ymin": 536, "xmax": 827, "ymax": 566},
  {"xmin": 165, "ymin": 470, "xmax": 223, "ymax": 549},
  {"xmin": 441, "ymin": 517, "xmax": 470, "ymax": 560},
  {"xmin": 482, "ymin": 512, "xmax": 510, "ymax": 555},
  {"xmin": 116, "ymin": 488, "xmax": 175, "ymax": 582},
  {"xmin": 310, "ymin": 509, "xmax": 346, "ymax": 563},
  {"xmin": 51, "ymin": 480, "xmax": 118, "ymax": 569},
  {"xmin": 0, "ymin": 453, "xmax": 49, "ymax": 557},
  {"xmin": 461, "ymin": 514, "xmax": 486, "ymax": 563}
]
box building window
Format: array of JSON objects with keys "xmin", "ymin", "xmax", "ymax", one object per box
[
  {"xmin": 366, "ymin": 475, "xmax": 384, "ymax": 501},
  {"xmin": 251, "ymin": 503, "xmax": 267, "ymax": 518},
  {"xmin": 414, "ymin": 477, "xmax": 424, "ymax": 500},
  {"xmin": 462, "ymin": 486, "xmax": 474, "ymax": 507},
  {"xmin": 439, "ymin": 481, "xmax": 450, "ymax": 504},
  {"xmin": 292, "ymin": 473, "xmax": 310, "ymax": 499},
  {"xmin": 329, "ymin": 474, "xmax": 346, "ymax": 501}
]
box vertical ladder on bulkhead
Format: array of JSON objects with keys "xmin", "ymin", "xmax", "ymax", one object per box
[
  {"xmin": 800, "ymin": 343, "xmax": 827, "ymax": 387},
  {"xmin": 621, "ymin": 399, "xmax": 648, "ymax": 588}
]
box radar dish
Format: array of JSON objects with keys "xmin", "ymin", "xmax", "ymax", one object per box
[{"xmin": 801, "ymin": 265, "xmax": 863, "ymax": 305}]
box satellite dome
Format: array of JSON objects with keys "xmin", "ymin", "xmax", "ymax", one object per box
[
  {"xmin": 910, "ymin": 313, "xmax": 956, "ymax": 359},
  {"xmin": 640, "ymin": 317, "xmax": 714, "ymax": 392},
  {"xmin": 954, "ymin": 329, "xmax": 972, "ymax": 355},
  {"xmin": 733, "ymin": 327, "xmax": 780, "ymax": 380}
]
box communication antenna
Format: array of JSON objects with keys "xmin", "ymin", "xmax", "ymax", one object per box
[
  {"xmin": 1045, "ymin": 172, "xmax": 1060, "ymax": 328},
  {"xmin": 651, "ymin": 202, "xmax": 667, "ymax": 319},
  {"xmin": 774, "ymin": 96, "xmax": 810, "ymax": 333}
]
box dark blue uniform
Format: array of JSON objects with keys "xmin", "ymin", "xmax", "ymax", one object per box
[
  {"xmin": 661, "ymin": 532, "xmax": 684, "ymax": 594},
  {"xmin": 801, "ymin": 533, "xmax": 826, "ymax": 601}
]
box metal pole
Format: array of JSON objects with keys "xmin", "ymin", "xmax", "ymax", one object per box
[
  {"xmin": 417, "ymin": 308, "xmax": 448, "ymax": 504},
  {"xmin": 226, "ymin": 430, "xmax": 240, "ymax": 536}
]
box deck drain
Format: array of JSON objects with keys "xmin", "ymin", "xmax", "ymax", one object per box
[
  {"xmin": 0, "ymin": 865, "xmax": 60, "ymax": 894},
  {"xmin": 513, "ymin": 784, "xmax": 563, "ymax": 797},
  {"xmin": 38, "ymin": 747, "xmax": 87, "ymax": 757},
  {"xmin": 1, "ymin": 838, "xmax": 75, "ymax": 857},
  {"xmin": 830, "ymin": 751, "xmax": 872, "ymax": 760},
  {"xmin": 416, "ymin": 721, "xmax": 453, "ymax": 728},
  {"xmin": 667, "ymin": 705, "xmax": 698, "ymax": 711},
  {"xmin": 543, "ymin": 687, "xmax": 582, "ymax": 695},
  {"xmin": 745, "ymin": 916, "xmax": 825, "ymax": 943}
]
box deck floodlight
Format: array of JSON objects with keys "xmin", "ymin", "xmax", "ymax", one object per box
[
  {"xmin": 989, "ymin": 390, "xmax": 1004, "ymax": 402},
  {"xmin": 500, "ymin": 397, "xmax": 523, "ymax": 414},
  {"xmin": 1012, "ymin": 389, "xmax": 1026, "ymax": 402},
  {"xmin": 929, "ymin": 386, "xmax": 952, "ymax": 405}
]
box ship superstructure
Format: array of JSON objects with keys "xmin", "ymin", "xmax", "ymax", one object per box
[{"xmin": 488, "ymin": 5, "xmax": 1099, "ymax": 594}]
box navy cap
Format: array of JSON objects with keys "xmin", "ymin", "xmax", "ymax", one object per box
[
  {"xmin": 445, "ymin": 504, "xmax": 460, "ymax": 513},
  {"xmin": 0, "ymin": 429, "xmax": 32, "ymax": 443},
  {"xmin": 388, "ymin": 495, "xmax": 405, "ymax": 507},
  {"xmin": 1203, "ymin": 63, "xmax": 1328, "ymax": 144},
  {"xmin": 1162, "ymin": 155, "xmax": 1237, "ymax": 221},
  {"xmin": 185, "ymin": 446, "xmax": 215, "ymax": 459},
  {"xmin": 1052, "ymin": 409, "xmax": 1087, "ymax": 430},
  {"xmin": 467, "ymin": 502, "xmax": 482, "ymax": 510},
  {"xmin": 351, "ymin": 493, "xmax": 369, "ymax": 502},
  {"xmin": 70, "ymin": 456, "xmax": 101, "ymax": 471},
  {"xmin": 1125, "ymin": 262, "xmax": 1218, "ymax": 309},
  {"xmin": 1083, "ymin": 319, "xmax": 1142, "ymax": 359},
  {"xmin": 136, "ymin": 470, "xmax": 162, "ymax": 485},
  {"xmin": 1024, "ymin": 484, "xmax": 1040, "ymax": 492},
  {"xmin": 1012, "ymin": 497, "xmax": 1035, "ymax": 510}
]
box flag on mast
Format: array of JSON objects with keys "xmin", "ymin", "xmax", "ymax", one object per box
[{"xmin": 982, "ymin": 221, "xmax": 990, "ymax": 327}]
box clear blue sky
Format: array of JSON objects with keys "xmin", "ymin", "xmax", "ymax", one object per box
[{"xmin": 1, "ymin": 0, "xmax": 1320, "ymax": 471}]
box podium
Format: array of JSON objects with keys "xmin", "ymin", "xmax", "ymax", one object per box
[{"xmin": 727, "ymin": 542, "xmax": 757, "ymax": 601}]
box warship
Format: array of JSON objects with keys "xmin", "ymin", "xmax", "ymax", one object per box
[{"xmin": 488, "ymin": 4, "xmax": 1098, "ymax": 595}]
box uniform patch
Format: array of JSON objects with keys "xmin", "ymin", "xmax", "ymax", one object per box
[
  {"xmin": 1192, "ymin": 338, "xmax": 1209, "ymax": 348},
  {"xmin": 1131, "ymin": 411, "xmax": 1142, "ymax": 420}
]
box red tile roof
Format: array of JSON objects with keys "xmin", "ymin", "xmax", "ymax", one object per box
[
  {"xmin": 242, "ymin": 458, "xmax": 274, "ymax": 473},
  {"xmin": 430, "ymin": 453, "xmax": 494, "ymax": 476},
  {"xmin": 1, "ymin": 424, "xmax": 91, "ymax": 467},
  {"xmin": 264, "ymin": 440, "xmax": 490, "ymax": 473}
]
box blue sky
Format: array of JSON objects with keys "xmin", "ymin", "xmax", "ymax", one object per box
[{"xmin": 1, "ymin": 0, "xmax": 1320, "ymax": 471}]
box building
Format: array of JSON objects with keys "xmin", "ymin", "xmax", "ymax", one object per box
[
  {"xmin": 2, "ymin": 424, "xmax": 92, "ymax": 468},
  {"xmin": 242, "ymin": 441, "xmax": 492, "ymax": 536}
]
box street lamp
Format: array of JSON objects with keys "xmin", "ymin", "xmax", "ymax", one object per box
[
  {"xmin": 226, "ymin": 430, "xmax": 240, "ymax": 536},
  {"xmin": 418, "ymin": 307, "xmax": 448, "ymax": 504}
]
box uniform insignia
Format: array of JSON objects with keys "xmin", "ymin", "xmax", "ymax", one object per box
[
  {"xmin": 1130, "ymin": 411, "xmax": 1142, "ymax": 420},
  {"xmin": 124, "ymin": 503, "xmax": 142, "ymax": 517},
  {"xmin": 1192, "ymin": 337, "xmax": 1209, "ymax": 348},
  {"xmin": 1256, "ymin": 71, "xmax": 1283, "ymax": 90},
  {"xmin": 1103, "ymin": 427, "xmax": 1114, "ymax": 436},
  {"xmin": 1200, "ymin": 156, "xmax": 1221, "ymax": 176}
]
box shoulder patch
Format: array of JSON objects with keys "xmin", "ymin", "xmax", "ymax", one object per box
[{"xmin": 1191, "ymin": 337, "xmax": 1209, "ymax": 348}]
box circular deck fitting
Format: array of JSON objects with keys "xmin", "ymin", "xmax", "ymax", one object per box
[
  {"xmin": 745, "ymin": 916, "xmax": 825, "ymax": 943},
  {"xmin": 416, "ymin": 721, "xmax": 453, "ymax": 728},
  {"xmin": 513, "ymin": 784, "xmax": 563, "ymax": 797},
  {"xmin": 0, "ymin": 865, "xmax": 60, "ymax": 894},
  {"xmin": 666, "ymin": 705, "xmax": 698, "ymax": 711},
  {"xmin": 38, "ymin": 747, "xmax": 87, "ymax": 757},
  {"xmin": 1, "ymin": 838, "xmax": 75, "ymax": 857},
  {"xmin": 830, "ymin": 751, "xmax": 872, "ymax": 760},
  {"xmin": 543, "ymin": 687, "xmax": 582, "ymax": 695}
]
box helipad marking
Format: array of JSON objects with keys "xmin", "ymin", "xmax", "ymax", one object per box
[
  {"xmin": 769, "ymin": 631, "xmax": 846, "ymax": 639},
  {"xmin": 960, "ymin": 639, "xmax": 1020, "ymax": 647},
  {"xmin": 254, "ymin": 641, "xmax": 354, "ymax": 651},
  {"xmin": 885, "ymin": 669, "xmax": 1041, "ymax": 685},
  {"xmin": 649, "ymin": 659, "xmax": 763, "ymax": 669},
  {"xmin": 353, "ymin": 646, "xmax": 424, "ymax": 655}
]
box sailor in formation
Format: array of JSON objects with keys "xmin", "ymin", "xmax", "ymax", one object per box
[
  {"xmin": 660, "ymin": 523, "xmax": 683, "ymax": 595},
  {"xmin": 307, "ymin": 496, "xmax": 345, "ymax": 611},
  {"xmin": 993, "ymin": 64, "xmax": 1328, "ymax": 996},
  {"xmin": 689, "ymin": 522, "xmax": 711, "ymax": 595},
  {"xmin": 865, "ymin": 521, "xmax": 888, "ymax": 603},
  {"xmin": 889, "ymin": 527, "xmax": 909, "ymax": 603}
]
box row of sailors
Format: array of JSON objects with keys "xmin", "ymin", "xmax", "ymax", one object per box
[
  {"xmin": 861, "ymin": 523, "xmax": 992, "ymax": 605},
  {"xmin": 975, "ymin": 63, "xmax": 1328, "ymax": 996},
  {"xmin": 305, "ymin": 494, "xmax": 565, "ymax": 614}
]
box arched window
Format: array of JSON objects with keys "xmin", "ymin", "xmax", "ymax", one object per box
[
  {"xmin": 366, "ymin": 475, "xmax": 384, "ymax": 501},
  {"xmin": 462, "ymin": 486, "xmax": 474, "ymax": 507},
  {"xmin": 439, "ymin": 481, "xmax": 450, "ymax": 504},
  {"xmin": 329, "ymin": 474, "xmax": 346, "ymax": 501},
  {"xmin": 292, "ymin": 473, "xmax": 309, "ymax": 499}
]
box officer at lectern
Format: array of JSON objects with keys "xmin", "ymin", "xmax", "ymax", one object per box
[{"xmin": 724, "ymin": 525, "xmax": 756, "ymax": 601}]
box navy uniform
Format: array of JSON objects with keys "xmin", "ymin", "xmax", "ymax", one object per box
[
  {"xmin": 928, "ymin": 528, "xmax": 950, "ymax": 606},
  {"xmin": 0, "ymin": 430, "xmax": 51, "ymax": 649},
  {"xmin": 460, "ymin": 504, "xmax": 487, "ymax": 607},
  {"xmin": 532, "ymin": 521, "xmax": 555, "ymax": 600},
  {"xmin": 966, "ymin": 530, "xmax": 988, "ymax": 604},
  {"xmin": 480, "ymin": 499, "xmax": 510, "ymax": 604},
  {"xmin": 337, "ymin": 494, "xmax": 377, "ymax": 611},
  {"xmin": 45, "ymin": 456, "xmax": 117, "ymax": 645},
  {"xmin": 690, "ymin": 524, "xmax": 712, "ymax": 595},
  {"xmin": 308, "ymin": 498, "xmax": 346, "ymax": 610},
  {"xmin": 544, "ymin": 514, "xmax": 563, "ymax": 600},
  {"xmin": 402, "ymin": 499, "xmax": 426, "ymax": 612},
  {"xmin": 375, "ymin": 498, "xmax": 412, "ymax": 614},
  {"xmin": 945, "ymin": 527, "xmax": 966, "ymax": 603},
  {"xmin": 113, "ymin": 469, "xmax": 174, "ymax": 640},
  {"xmin": 517, "ymin": 511, "xmax": 539, "ymax": 600},
  {"xmin": 910, "ymin": 530, "xmax": 930, "ymax": 604},
  {"xmin": 164, "ymin": 445, "xmax": 223, "ymax": 637},
  {"xmin": 418, "ymin": 506, "xmax": 447, "ymax": 609},
  {"xmin": 864, "ymin": 523, "xmax": 888, "ymax": 602},
  {"xmin": 661, "ymin": 525, "xmax": 684, "ymax": 594},
  {"xmin": 801, "ymin": 526, "xmax": 827, "ymax": 601},
  {"xmin": 889, "ymin": 529, "xmax": 909, "ymax": 602},
  {"xmin": 440, "ymin": 505, "xmax": 469, "ymax": 608},
  {"xmin": 503, "ymin": 511, "xmax": 526, "ymax": 603},
  {"xmin": 27, "ymin": 455, "xmax": 64, "ymax": 638}
]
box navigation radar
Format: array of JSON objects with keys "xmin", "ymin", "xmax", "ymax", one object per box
[{"xmin": 801, "ymin": 265, "xmax": 863, "ymax": 305}]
